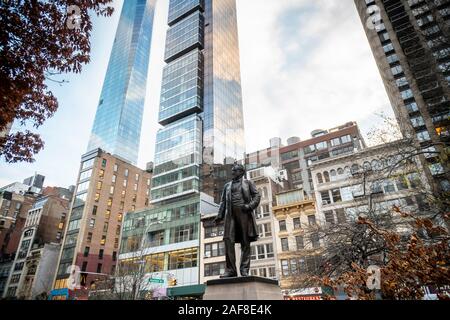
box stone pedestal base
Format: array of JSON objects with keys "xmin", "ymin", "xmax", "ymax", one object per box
[{"xmin": 203, "ymin": 276, "xmax": 283, "ymax": 300}]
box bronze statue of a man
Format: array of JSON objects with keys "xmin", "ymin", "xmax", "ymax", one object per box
[{"xmin": 214, "ymin": 164, "xmax": 261, "ymax": 278}]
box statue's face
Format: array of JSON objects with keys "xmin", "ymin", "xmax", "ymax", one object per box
[{"xmin": 231, "ymin": 166, "xmax": 244, "ymax": 179}]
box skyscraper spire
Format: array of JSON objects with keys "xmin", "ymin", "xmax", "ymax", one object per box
[{"xmin": 88, "ymin": 0, "xmax": 157, "ymax": 165}]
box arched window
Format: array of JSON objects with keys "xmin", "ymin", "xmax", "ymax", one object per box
[
  {"xmin": 344, "ymin": 166, "xmax": 350, "ymax": 176},
  {"xmin": 330, "ymin": 169, "xmax": 337, "ymax": 181},
  {"xmin": 324, "ymin": 171, "xmax": 330, "ymax": 182},
  {"xmin": 263, "ymin": 187, "xmax": 268, "ymax": 198},
  {"xmin": 351, "ymin": 164, "xmax": 359, "ymax": 174},
  {"xmin": 371, "ymin": 159, "xmax": 381, "ymax": 171},
  {"xmin": 337, "ymin": 168, "xmax": 344, "ymax": 175},
  {"xmin": 317, "ymin": 173, "xmax": 323, "ymax": 184},
  {"xmin": 363, "ymin": 161, "xmax": 372, "ymax": 171}
]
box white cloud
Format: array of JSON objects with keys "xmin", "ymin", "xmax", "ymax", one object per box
[{"xmin": 237, "ymin": 0, "xmax": 394, "ymax": 153}]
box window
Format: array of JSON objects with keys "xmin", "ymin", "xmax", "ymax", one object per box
[
  {"xmin": 82, "ymin": 261, "xmax": 88, "ymax": 272},
  {"xmin": 14, "ymin": 262, "xmax": 24, "ymax": 271},
  {"xmin": 387, "ymin": 53, "xmax": 399, "ymax": 64},
  {"xmin": 87, "ymin": 232, "xmax": 92, "ymax": 243},
  {"xmin": 97, "ymin": 263, "xmax": 102, "ymax": 273},
  {"xmin": 103, "ymin": 222, "xmax": 109, "ymax": 233},
  {"xmin": 281, "ymin": 238, "xmax": 289, "ymax": 252},
  {"xmin": 83, "ymin": 247, "xmax": 90, "ymax": 257},
  {"xmin": 317, "ymin": 173, "xmax": 323, "ymax": 184},
  {"xmin": 323, "ymin": 171, "xmax": 330, "ymax": 182},
  {"xmin": 320, "ymin": 191, "xmax": 331, "ymax": 205},
  {"xmin": 108, "ymin": 198, "xmax": 113, "ymax": 206},
  {"xmin": 110, "ymin": 186, "xmax": 114, "ymax": 194},
  {"xmin": 296, "ymin": 236, "xmax": 304, "ymax": 250},
  {"xmin": 336, "ymin": 209, "xmax": 346, "ymax": 223},
  {"xmin": 331, "ymin": 189, "xmax": 342, "ymax": 203},
  {"xmin": 92, "ymin": 205, "xmax": 97, "ymax": 216},
  {"xmin": 383, "ymin": 43, "xmax": 394, "ymax": 53},
  {"xmin": 79, "ymin": 169, "xmax": 92, "ymax": 181},
  {"xmin": 89, "ymin": 218, "xmax": 95, "ymax": 228},
  {"xmin": 308, "ymin": 215, "xmax": 316, "ymax": 226},
  {"xmin": 124, "ymin": 169, "xmax": 129, "ymax": 177},
  {"xmin": 315, "ymin": 141, "xmax": 327, "ymax": 150},
  {"xmin": 396, "ymin": 176, "xmax": 409, "ymax": 190},
  {"xmin": 401, "ymin": 89, "xmax": 413, "ymax": 100},
  {"xmin": 204, "ymin": 242, "xmax": 225, "ymax": 258},
  {"xmin": 101, "ymin": 235, "xmax": 106, "ymax": 245},
  {"xmin": 311, "ymin": 233, "xmax": 320, "ymax": 248},
  {"xmin": 10, "ymin": 274, "xmax": 21, "ymax": 284},
  {"xmin": 204, "ymin": 262, "xmax": 225, "ymax": 277},
  {"xmin": 105, "ymin": 209, "xmax": 111, "ymax": 220},
  {"xmin": 112, "ymin": 175, "xmax": 116, "ymax": 183},
  {"xmin": 279, "ymin": 220, "xmax": 286, "ymax": 232},
  {"xmin": 118, "ymin": 213, "xmax": 123, "ymax": 222},
  {"xmin": 101, "ymin": 159, "xmax": 107, "ymax": 168},
  {"xmin": 24, "ymin": 229, "xmax": 33, "ymax": 237},
  {"xmin": 116, "ymin": 225, "xmax": 121, "ymax": 236},
  {"xmin": 411, "ymin": 116, "xmax": 425, "ymax": 127},
  {"xmin": 331, "ymin": 137, "xmax": 341, "ymax": 147},
  {"xmin": 205, "ymin": 224, "xmax": 224, "ymax": 238},
  {"xmin": 290, "ymin": 259, "xmax": 298, "ymax": 275},
  {"xmin": 99, "ymin": 169, "xmax": 104, "ymax": 178},
  {"xmin": 112, "ymin": 251, "xmax": 117, "ymax": 262},
  {"xmin": 396, "ymin": 76, "xmax": 408, "ymax": 87},
  {"xmin": 330, "ymin": 169, "xmax": 337, "ymax": 181},
  {"xmin": 406, "ymin": 102, "xmax": 418, "ymax": 113},
  {"xmin": 68, "ymin": 219, "xmax": 81, "ymax": 231},
  {"xmin": 281, "ymin": 260, "xmax": 289, "ymax": 276},
  {"xmin": 114, "ymin": 164, "xmax": 118, "ymax": 172},
  {"xmin": 324, "ymin": 211, "xmax": 335, "ymax": 224},
  {"xmin": 95, "ymin": 193, "xmax": 100, "ymax": 202},
  {"xmin": 383, "ymin": 180, "xmax": 396, "ymax": 193},
  {"xmin": 293, "ymin": 217, "xmax": 301, "ymax": 229},
  {"xmin": 391, "ymin": 65, "xmax": 403, "ymax": 75},
  {"xmin": 168, "ymin": 248, "xmax": 198, "ymax": 270}
]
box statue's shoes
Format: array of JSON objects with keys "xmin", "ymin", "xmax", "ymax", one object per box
[{"xmin": 220, "ymin": 272, "xmax": 237, "ymax": 278}]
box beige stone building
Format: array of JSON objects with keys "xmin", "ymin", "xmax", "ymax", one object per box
[{"xmin": 272, "ymin": 189, "xmax": 324, "ymax": 299}]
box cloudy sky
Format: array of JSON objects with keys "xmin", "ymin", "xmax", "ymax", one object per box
[{"xmin": 0, "ymin": 0, "xmax": 394, "ymax": 188}]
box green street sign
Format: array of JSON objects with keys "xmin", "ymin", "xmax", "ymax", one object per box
[{"xmin": 149, "ymin": 278, "xmax": 164, "ymax": 284}]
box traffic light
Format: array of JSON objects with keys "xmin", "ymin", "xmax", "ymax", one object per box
[{"xmin": 169, "ymin": 278, "xmax": 177, "ymax": 286}]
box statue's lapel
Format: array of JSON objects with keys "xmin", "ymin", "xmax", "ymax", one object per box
[{"xmin": 242, "ymin": 178, "xmax": 249, "ymax": 202}]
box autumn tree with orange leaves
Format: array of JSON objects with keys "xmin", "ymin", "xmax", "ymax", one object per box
[{"xmin": 0, "ymin": 0, "xmax": 114, "ymax": 163}]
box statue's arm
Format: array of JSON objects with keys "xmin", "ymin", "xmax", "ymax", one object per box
[
  {"xmin": 217, "ymin": 185, "xmax": 227, "ymax": 220},
  {"xmin": 247, "ymin": 180, "xmax": 261, "ymax": 210}
]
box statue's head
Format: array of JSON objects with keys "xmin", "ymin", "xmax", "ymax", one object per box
[{"xmin": 231, "ymin": 164, "xmax": 245, "ymax": 180}]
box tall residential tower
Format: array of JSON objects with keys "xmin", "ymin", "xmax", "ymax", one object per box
[
  {"xmin": 87, "ymin": 0, "xmax": 157, "ymax": 165},
  {"xmin": 355, "ymin": 0, "xmax": 450, "ymax": 191}
]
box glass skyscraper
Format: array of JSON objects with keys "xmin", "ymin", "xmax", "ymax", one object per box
[
  {"xmin": 118, "ymin": 0, "xmax": 246, "ymax": 298},
  {"xmin": 87, "ymin": 0, "xmax": 157, "ymax": 165},
  {"xmin": 151, "ymin": 0, "xmax": 246, "ymax": 204}
]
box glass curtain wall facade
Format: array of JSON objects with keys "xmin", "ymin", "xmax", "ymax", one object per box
[
  {"xmin": 87, "ymin": 0, "xmax": 157, "ymax": 165},
  {"xmin": 152, "ymin": 0, "xmax": 246, "ymax": 204},
  {"xmin": 119, "ymin": 0, "xmax": 246, "ymax": 298},
  {"xmin": 355, "ymin": 0, "xmax": 450, "ymax": 191}
]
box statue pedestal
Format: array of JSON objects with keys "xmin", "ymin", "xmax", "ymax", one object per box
[{"xmin": 203, "ymin": 276, "xmax": 283, "ymax": 300}]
